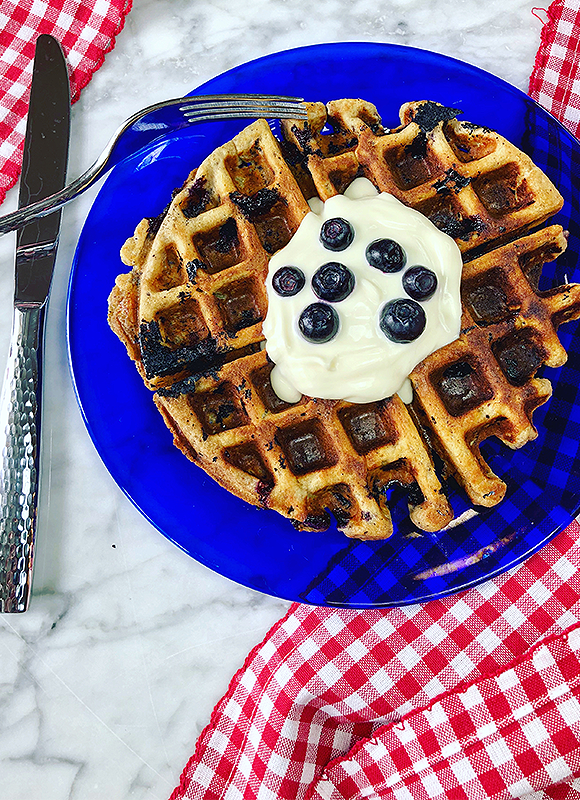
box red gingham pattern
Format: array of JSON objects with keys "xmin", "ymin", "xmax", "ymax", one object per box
[
  {"xmin": 529, "ymin": 0, "xmax": 580, "ymax": 136},
  {"xmin": 0, "ymin": 0, "xmax": 132, "ymax": 204},
  {"xmin": 171, "ymin": 524, "xmax": 580, "ymax": 799},
  {"xmin": 169, "ymin": 8, "xmax": 580, "ymax": 794},
  {"xmin": 308, "ymin": 624, "xmax": 580, "ymax": 800}
]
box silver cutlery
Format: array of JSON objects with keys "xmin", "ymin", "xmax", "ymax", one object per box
[
  {"xmin": 0, "ymin": 94, "xmax": 307, "ymax": 236},
  {"xmin": 0, "ymin": 34, "xmax": 70, "ymax": 612}
]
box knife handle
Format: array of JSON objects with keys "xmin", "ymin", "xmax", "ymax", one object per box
[{"xmin": 0, "ymin": 305, "xmax": 44, "ymax": 613}]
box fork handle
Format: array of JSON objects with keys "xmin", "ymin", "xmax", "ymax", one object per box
[
  {"xmin": 0, "ymin": 305, "xmax": 44, "ymax": 612},
  {"xmin": 0, "ymin": 172, "xmax": 92, "ymax": 236}
]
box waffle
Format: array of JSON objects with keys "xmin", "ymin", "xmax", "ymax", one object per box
[
  {"xmin": 280, "ymin": 99, "xmax": 563, "ymax": 256},
  {"xmin": 109, "ymin": 99, "xmax": 579, "ymax": 540},
  {"xmin": 410, "ymin": 224, "xmax": 580, "ymax": 507}
]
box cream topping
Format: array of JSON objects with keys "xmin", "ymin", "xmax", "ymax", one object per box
[{"xmin": 262, "ymin": 178, "xmax": 463, "ymax": 404}]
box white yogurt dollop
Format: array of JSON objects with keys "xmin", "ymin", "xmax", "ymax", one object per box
[{"xmin": 262, "ymin": 178, "xmax": 463, "ymax": 404}]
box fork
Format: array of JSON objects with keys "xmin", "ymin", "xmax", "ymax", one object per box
[{"xmin": 0, "ymin": 94, "xmax": 307, "ymax": 235}]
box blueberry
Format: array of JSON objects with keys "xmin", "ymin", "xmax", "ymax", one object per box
[
  {"xmin": 379, "ymin": 299, "xmax": 426, "ymax": 343},
  {"xmin": 403, "ymin": 266, "xmax": 438, "ymax": 300},
  {"xmin": 299, "ymin": 303, "xmax": 339, "ymax": 343},
  {"xmin": 272, "ymin": 266, "xmax": 305, "ymax": 297},
  {"xmin": 312, "ymin": 262, "xmax": 355, "ymax": 302},
  {"xmin": 320, "ymin": 217, "xmax": 354, "ymax": 251},
  {"xmin": 366, "ymin": 239, "xmax": 406, "ymax": 273}
]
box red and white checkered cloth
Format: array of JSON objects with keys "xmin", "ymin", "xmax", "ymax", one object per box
[
  {"xmin": 0, "ymin": 0, "xmax": 132, "ymax": 205},
  {"xmin": 170, "ymin": 4, "xmax": 580, "ymax": 799}
]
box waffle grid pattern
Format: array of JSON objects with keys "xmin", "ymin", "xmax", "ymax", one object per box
[{"xmin": 110, "ymin": 99, "xmax": 580, "ymax": 543}]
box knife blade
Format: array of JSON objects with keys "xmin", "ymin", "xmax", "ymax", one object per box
[{"xmin": 0, "ymin": 34, "xmax": 70, "ymax": 612}]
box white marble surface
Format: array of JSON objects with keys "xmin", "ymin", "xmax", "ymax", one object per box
[{"xmin": 0, "ymin": 1, "xmax": 547, "ymax": 798}]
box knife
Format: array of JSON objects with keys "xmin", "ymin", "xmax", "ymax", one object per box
[{"xmin": 0, "ymin": 35, "xmax": 70, "ymax": 612}]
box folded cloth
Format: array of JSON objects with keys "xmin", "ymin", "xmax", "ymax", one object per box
[
  {"xmin": 0, "ymin": 0, "xmax": 132, "ymax": 205},
  {"xmin": 170, "ymin": 3, "xmax": 580, "ymax": 799},
  {"xmin": 529, "ymin": 0, "xmax": 580, "ymax": 136}
]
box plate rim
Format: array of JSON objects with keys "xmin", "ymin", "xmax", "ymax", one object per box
[{"xmin": 66, "ymin": 40, "xmax": 580, "ymax": 607}]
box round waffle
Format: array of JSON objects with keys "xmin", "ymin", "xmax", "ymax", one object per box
[{"xmin": 109, "ymin": 99, "xmax": 580, "ymax": 539}]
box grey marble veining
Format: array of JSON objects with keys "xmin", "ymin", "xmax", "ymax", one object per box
[{"xmin": 0, "ymin": 1, "xmax": 545, "ymax": 797}]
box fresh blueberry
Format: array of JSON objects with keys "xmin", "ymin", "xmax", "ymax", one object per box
[
  {"xmin": 366, "ymin": 238, "xmax": 406, "ymax": 273},
  {"xmin": 272, "ymin": 266, "xmax": 305, "ymax": 297},
  {"xmin": 403, "ymin": 265, "xmax": 438, "ymax": 300},
  {"xmin": 379, "ymin": 299, "xmax": 426, "ymax": 343},
  {"xmin": 299, "ymin": 303, "xmax": 339, "ymax": 343},
  {"xmin": 320, "ymin": 217, "xmax": 354, "ymax": 251},
  {"xmin": 312, "ymin": 262, "xmax": 355, "ymax": 302}
]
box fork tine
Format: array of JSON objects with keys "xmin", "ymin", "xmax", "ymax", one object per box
[
  {"xmin": 179, "ymin": 96, "xmax": 305, "ymax": 108},
  {"xmin": 183, "ymin": 106, "xmax": 307, "ymax": 121},
  {"xmin": 181, "ymin": 102, "xmax": 307, "ymax": 113},
  {"xmin": 178, "ymin": 93, "xmax": 305, "ymax": 105},
  {"xmin": 183, "ymin": 111, "xmax": 308, "ymax": 124},
  {"xmin": 180, "ymin": 101, "xmax": 307, "ymax": 118},
  {"xmin": 180, "ymin": 100, "xmax": 307, "ymax": 123}
]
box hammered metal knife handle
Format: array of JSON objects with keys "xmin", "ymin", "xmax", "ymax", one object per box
[{"xmin": 0, "ymin": 306, "xmax": 44, "ymax": 612}]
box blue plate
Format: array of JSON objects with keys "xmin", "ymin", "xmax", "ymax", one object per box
[{"xmin": 67, "ymin": 42, "xmax": 580, "ymax": 607}]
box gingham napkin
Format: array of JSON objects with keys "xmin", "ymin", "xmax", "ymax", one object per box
[
  {"xmin": 0, "ymin": 0, "xmax": 132, "ymax": 205},
  {"xmin": 170, "ymin": 4, "xmax": 580, "ymax": 799}
]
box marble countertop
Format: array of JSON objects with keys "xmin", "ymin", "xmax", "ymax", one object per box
[{"xmin": 0, "ymin": 1, "xmax": 546, "ymax": 798}]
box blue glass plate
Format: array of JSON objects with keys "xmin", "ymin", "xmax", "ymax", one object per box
[{"xmin": 67, "ymin": 42, "xmax": 580, "ymax": 607}]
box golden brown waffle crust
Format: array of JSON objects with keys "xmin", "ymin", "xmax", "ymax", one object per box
[{"xmin": 108, "ymin": 99, "xmax": 580, "ymax": 540}]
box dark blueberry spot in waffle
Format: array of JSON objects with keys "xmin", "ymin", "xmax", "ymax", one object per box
[
  {"xmin": 418, "ymin": 194, "xmax": 485, "ymax": 240},
  {"xmin": 433, "ymin": 168, "xmax": 471, "ymax": 195},
  {"xmin": 156, "ymin": 374, "xmax": 197, "ymax": 398},
  {"xmin": 213, "ymin": 218, "xmax": 239, "ymax": 253},
  {"xmin": 194, "ymin": 218, "xmax": 242, "ymax": 273},
  {"xmin": 492, "ymin": 330, "xmax": 546, "ymax": 386},
  {"xmin": 384, "ymin": 478, "xmax": 425, "ymax": 507},
  {"xmin": 380, "ymin": 299, "xmax": 426, "ymax": 343},
  {"xmin": 462, "ymin": 121, "xmax": 493, "ymax": 133},
  {"xmin": 290, "ymin": 122, "xmax": 317, "ymax": 154},
  {"xmin": 272, "ymin": 266, "xmax": 305, "ymax": 297},
  {"xmin": 403, "ymin": 266, "xmax": 438, "ymax": 300},
  {"xmin": 299, "ymin": 303, "xmax": 339, "ymax": 343},
  {"xmin": 191, "ymin": 384, "xmax": 249, "ymax": 435},
  {"xmin": 304, "ymin": 512, "xmax": 332, "ymax": 530},
  {"xmin": 411, "ymin": 102, "xmax": 461, "ymax": 131},
  {"xmin": 366, "ymin": 239, "xmax": 406, "ymax": 273},
  {"xmin": 181, "ymin": 177, "xmax": 212, "ymax": 218},
  {"xmin": 230, "ymin": 188, "xmax": 283, "ymax": 221},
  {"xmin": 139, "ymin": 318, "xmax": 220, "ymax": 381},
  {"xmin": 146, "ymin": 201, "xmax": 171, "ymax": 238},
  {"xmin": 330, "ymin": 487, "xmax": 352, "ymax": 510},
  {"xmin": 404, "ymin": 129, "xmax": 428, "ymax": 160},
  {"xmin": 256, "ymin": 479, "xmax": 275, "ymax": 504},
  {"xmin": 279, "ymin": 138, "xmax": 307, "ymax": 167},
  {"xmin": 312, "ymin": 262, "xmax": 355, "ymax": 302},
  {"xmin": 320, "ymin": 217, "xmax": 354, "ymax": 251},
  {"xmin": 434, "ymin": 360, "xmax": 494, "ymax": 416},
  {"xmin": 327, "ymin": 136, "xmax": 358, "ymax": 155},
  {"xmin": 386, "ymin": 138, "xmax": 437, "ymax": 189},
  {"xmin": 186, "ymin": 259, "xmax": 205, "ymax": 282},
  {"xmin": 291, "ymin": 513, "xmax": 331, "ymax": 531}
]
